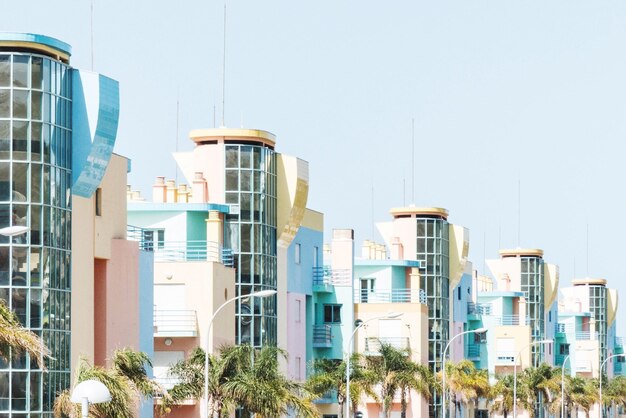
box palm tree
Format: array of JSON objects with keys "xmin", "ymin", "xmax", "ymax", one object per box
[
  {"xmin": 0, "ymin": 298, "xmax": 49, "ymax": 368},
  {"xmin": 221, "ymin": 345, "xmax": 319, "ymax": 418},
  {"xmin": 445, "ymin": 360, "xmax": 490, "ymax": 418},
  {"xmin": 567, "ymin": 376, "xmax": 598, "ymax": 418},
  {"xmin": 365, "ymin": 342, "xmax": 431, "ymax": 418},
  {"xmin": 53, "ymin": 348, "xmax": 164, "ymax": 417},
  {"xmin": 517, "ymin": 364, "xmax": 561, "ymax": 418},
  {"xmin": 603, "ymin": 375, "xmax": 626, "ymax": 417},
  {"xmin": 490, "ymin": 374, "xmax": 514, "ymax": 418},
  {"xmin": 307, "ymin": 354, "xmax": 376, "ymax": 418}
]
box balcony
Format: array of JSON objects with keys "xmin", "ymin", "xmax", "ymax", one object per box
[
  {"xmin": 364, "ymin": 337, "xmax": 410, "ymax": 354},
  {"xmin": 467, "ymin": 343, "xmax": 482, "ymax": 360},
  {"xmin": 153, "ymin": 376, "xmax": 196, "ymax": 405},
  {"xmin": 154, "ymin": 310, "xmax": 198, "ymax": 337},
  {"xmin": 127, "ymin": 226, "xmax": 233, "ymax": 266},
  {"xmin": 468, "ymin": 303, "xmax": 492, "ymax": 316},
  {"xmin": 495, "ymin": 351, "xmax": 518, "ymax": 366},
  {"xmin": 555, "ymin": 324, "xmax": 597, "ymax": 340},
  {"xmin": 312, "ymin": 267, "xmax": 351, "ymax": 292},
  {"xmin": 313, "ymin": 390, "xmax": 337, "ymax": 404},
  {"xmin": 313, "ymin": 324, "xmax": 332, "ymax": 348},
  {"xmin": 616, "ymin": 337, "xmax": 624, "ymax": 348},
  {"xmin": 354, "ymin": 289, "xmax": 426, "ymax": 304}
]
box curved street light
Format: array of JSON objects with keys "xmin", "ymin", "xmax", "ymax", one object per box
[
  {"xmin": 71, "ymin": 379, "xmax": 111, "ymax": 418},
  {"xmin": 203, "ymin": 289, "xmax": 277, "ymax": 418},
  {"xmin": 346, "ymin": 312, "xmax": 403, "ymax": 418},
  {"xmin": 599, "ymin": 353, "xmax": 626, "ymax": 418},
  {"xmin": 441, "ymin": 327, "xmax": 487, "ymax": 418},
  {"xmin": 513, "ymin": 340, "xmax": 553, "ymax": 418},
  {"xmin": 0, "ymin": 225, "xmax": 29, "ymax": 236}
]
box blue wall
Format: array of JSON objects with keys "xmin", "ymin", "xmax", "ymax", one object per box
[{"xmin": 137, "ymin": 249, "xmax": 154, "ymax": 418}]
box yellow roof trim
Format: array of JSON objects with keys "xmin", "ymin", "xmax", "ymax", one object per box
[
  {"xmin": 499, "ymin": 248, "xmax": 544, "ymax": 258},
  {"xmin": 389, "ymin": 206, "xmax": 449, "ymax": 219},
  {"xmin": 0, "ymin": 40, "xmax": 70, "ymax": 63},
  {"xmin": 189, "ymin": 128, "xmax": 276, "ymax": 147},
  {"xmin": 572, "ymin": 278, "xmax": 607, "ymax": 286}
]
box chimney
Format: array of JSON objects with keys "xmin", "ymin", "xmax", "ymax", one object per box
[
  {"xmin": 166, "ymin": 180, "xmax": 177, "ymax": 203},
  {"xmin": 152, "ymin": 176, "xmax": 166, "ymax": 203},
  {"xmin": 192, "ymin": 172, "xmax": 208, "ymax": 203},
  {"xmin": 177, "ymin": 184, "xmax": 189, "ymax": 203}
]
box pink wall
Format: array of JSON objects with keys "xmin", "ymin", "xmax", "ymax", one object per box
[
  {"xmin": 94, "ymin": 239, "xmax": 141, "ymax": 366},
  {"xmin": 287, "ymin": 293, "xmax": 306, "ymax": 381}
]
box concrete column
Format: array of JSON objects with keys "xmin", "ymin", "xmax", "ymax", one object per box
[{"xmin": 206, "ymin": 210, "xmax": 223, "ymax": 263}]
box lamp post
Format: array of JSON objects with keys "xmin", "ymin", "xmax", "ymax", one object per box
[
  {"xmin": 513, "ymin": 340, "xmax": 552, "ymax": 418},
  {"xmin": 441, "ymin": 328, "xmax": 487, "ymax": 418},
  {"xmin": 599, "ymin": 353, "xmax": 625, "ymax": 418},
  {"xmin": 0, "ymin": 225, "xmax": 29, "ymax": 236},
  {"xmin": 203, "ymin": 289, "xmax": 277, "ymax": 418},
  {"xmin": 345, "ymin": 312, "xmax": 403, "ymax": 418},
  {"xmin": 561, "ymin": 348, "xmax": 594, "ymax": 418},
  {"xmin": 70, "ymin": 379, "xmax": 111, "ymax": 417}
]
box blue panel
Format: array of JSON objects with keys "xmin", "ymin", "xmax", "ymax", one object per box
[
  {"xmin": 71, "ymin": 70, "xmax": 119, "ymax": 197},
  {"xmin": 0, "ymin": 32, "xmax": 71, "ymax": 56}
]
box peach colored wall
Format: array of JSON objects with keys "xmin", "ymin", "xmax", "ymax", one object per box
[
  {"xmin": 287, "ymin": 292, "xmax": 306, "ymax": 381},
  {"xmin": 153, "ymin": 261, "xmax": 236, "ymax": 353},
  {"xmin": 94, "ymin": 154, "xmax": 129, "ymax": 259},
  {"xmin": 71, "ymin": 195, "xmax": 96, "ymax": 375},
  {"xmin": 392, "ymin": 217, "xmax": 417, "ymax": 259},
  {"xmin": 94, "ymin": 258, "xmax": 107, "ymax": 366},
  {"xmin": 191, "ymin": 144, "xmax": 225, "ymax": 204},
  {"xmin": 96, "ymin": 239, "xmax": 141, "ymax": 367}
]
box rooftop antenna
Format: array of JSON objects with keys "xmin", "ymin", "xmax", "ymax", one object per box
[
  {"xmin": 498, "ymin": 223, "xmax": 501, "ymax": 250},
  {"xmin": 371, "ymin": 183, "xmax": 375, "ymax": 240},
  {"xmin": 517, "ymin": 178, "xmax": 521, "ymax": 247},
  {"xmin": 411, "ymin": 118, "xmax": 415, "ymax": 204},
  {"xmin": 175, "ymin": 92, "xmax": 180, "ymax": 184},
  {"xmin": 402, "ymin": 177, "xmax": 406, "ymax": 206},
  {"xmin": 221, "ymin": 1, "xmax": 227, "ymax": 127},
  {"xmin": 213, "ymin": 104, "xmax": 216, "ymax": 128},
  {"xmin": 482, "ymin": 229, "xmax": 486, "ymax": 275},
  {"xmin": 90, "ymin": 0, "xmax": 94, "ymax": 70},
  {"xmin": 586, "ymin": 223, "xmax": 589, "ymax": 277}
]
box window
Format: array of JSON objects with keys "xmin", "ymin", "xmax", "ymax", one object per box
[
  {"xmin": 476, "ymin": 410, "xmax": 489, "ymax": 418},
  {"xmin": 323, "ymin": 304, "xmax": 341, "ymax": 323},
  {"xmin": 295, "ymin": 299, "xmax": 301, "ymax": 323},
  {"xmin": 313, "ymin": 246, "xmax": 319, "ymax": 267},
  {"xmin": 457, "ymin": 286, "xmax": 461, "ymax": 300},
  {"xmin": 142, "ymin": 229, "xmax": 165, "ymax": 251},
  {"xmin": 549, "ymin": 310, "xmax": 552, "ymax": 322},
  {"xmin": 95, "ymin": 188, "xmax": 102, "ymax": 216},
  {"xmin": 559, "ymin": 344, "xmax": 570, "ymax": 355},
  {"xmin": 295, "ymin": 356, "xmax": 302, "ymax": 380},
  {"xmin": 295, "ymin": 243, "xmax": 301, "ymax": 264}
]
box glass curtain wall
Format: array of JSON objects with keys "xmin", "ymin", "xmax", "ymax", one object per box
[
  {"xmin": 589, "ymin": 284, "xmax": 607, "ymax": 365},
  {"xmin": 416, "ymin": 216, "xmax": 449, "ymax": 418},
  {"xmin": 223, "ymin": 144, "xmax": 277, "ymax": 348},
  {"xmin": 0, "ymin": 52, "xmax": 72, "ymax": 417},
  {"xmin": 521, "ymin": 256, "xmax": 545, "ymax": 366}
]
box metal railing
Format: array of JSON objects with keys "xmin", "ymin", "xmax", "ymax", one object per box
[
  {"xmin": 154, "ymin": 376, "xmax": 181, "ymax": 391},
  {"xmin": 154, "ymin": 310, "xmax": 198, "ymax": 337},
  {"xmin": 468, "ymin": 303, "xmax": 492, "ymax": 315},
  {"xmin": 555, "ymin": 354, "xmax": 566, "ymax": 365},
  {"xmin": 312, "ymin": 324, "xmax": 332, "ymax": 347},
  {"xmin": 365, "ymin": 337, "xmax": 410, "ymax": 352},
  {"xmin": 312, "ymin": 267, "xmax": 351, "ymax": 286},
  {"xmin": 616, "ymin": 337, "xmax": 624, "ymax": 348},
  {"xmin": 498, "ymin": 315, "xmax": 529, "ymax": 326},
  {"xmin": 354, "ymin": 289, "xmax": 426, "ymax": 304},
  {"xmin": 467, "ymin": 344, "xmax": 481, "ymax": 358},
  {"xmin": 127, "ymin": 225, "xmax": 233, "ymax": 266},
  {"xmin": 555, "ymin": 324, "xmax": 597, "ymax": 340}
]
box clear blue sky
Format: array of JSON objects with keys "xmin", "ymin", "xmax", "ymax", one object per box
[{"xmin": 5, "ymin": 0, "xmax": 626, "ymax": 338}]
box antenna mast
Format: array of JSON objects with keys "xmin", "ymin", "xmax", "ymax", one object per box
[
  {"xmin": 221, "ymin": 1, "xmax": 227, "ymax": 127},
  {"xmin": 175, "ymin": 95, "xmax": 180, "ymax": 184},
  {"xmin": 90, "ymin": 0, "xmax": 94, "ymax": 70},
  {"xmin": 411, "ymin": 118, "xmax": 415, "ymax": 204}
]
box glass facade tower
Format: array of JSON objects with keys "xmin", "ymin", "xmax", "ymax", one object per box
[
  {"xmin": 223, "ymin": 142, "xmax": 277, "ymax": 347},
  {"xmin": 520, "ymin": 254, "xmax": 546, "ymax": 366},
  {"xmin": 415, "ymin": 211, "xmax": 449, "ymax": 418},
  {"xmin": 0, "ymin": 37, "xmax": 72, "ymax": 417}
]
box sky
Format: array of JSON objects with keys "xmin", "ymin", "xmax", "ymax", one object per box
[{"xmin": 3, "ymin": 0, "xmax": 626, "ymax": 338}]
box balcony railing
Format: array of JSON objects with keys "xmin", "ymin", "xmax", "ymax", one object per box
[
  {"xmin": 312, "ymin": 267, "xmax": 351, "ymax": 286},
  {"xmin": 127, "ymin": 226, "xmax": 233, "ymax": 266},
  {"xmin": 154, "ymin": 309, "xmax": 198, "ymax": 337},
  {"xmin": 467, "ymin": 344, "xmax": 482, "ymax": 359},
  {"xmin": 468, "ymin": 303, "xmax": 492, "ymax": 315},
  {"xmin": 354, "ymin": 289, "xmax": 427, "ymax": 304},
  {"xmin": 313, "ymin": 324, "xmax": 332, "ymax": 348},
  {"xmin": 616, "ymin": 337, "xmax": 624, "ymax": 348},
  {"xmin": 555, "ymin": 324, "xmax": 597, "ymax": 340},
  {"xmin": 495, "ymin": 351, "xmax": 517, "ymax": 366},
  {"xmin": 365, "ymin": 337, "xmax": 410, "ymax": 353},
  {"xmin": 154, "ymin": 376, "xmax": 181, "ymax": 391}
]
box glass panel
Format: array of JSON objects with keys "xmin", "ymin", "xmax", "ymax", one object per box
[
  {"xmin": 11, "ymin": 372, "xmax": 27, "ymax": 410},
  {"xmin": 0, "ymin": 120, "xmax": 9, "ymax": 160},
  {"xmin": 225, "ymin": 146, "xmax": 238, "ymax": 168},
  {"xmin": 30, "ymin": 246, "xmax": 41, "ymax": 286},
  {"xmin": 12, "ymin": 163, "xmax": 28, "ymax": 200},
  {"xmin": 30, "ymin": 372, "xmax": 41, "ymax": 411},
  {"xmin": 31, "ymin": 90, "xmax": 42, "ymax": 121},
  {"xmin": 0, "ymin": 89, "xmax": 9, "ymax": 118},
  {"xmin": 12, "ymin": 121, "xmax": 29, "ymax": 160},
  {"xmin": 13, "ymin": 56, "xmax": 29, "ymax": 88},
  {"xmin": 13, "ymin": 89, "xmax": 28, "ymax": 119},
  {"xmin": 225, "ymin": 170, "xmax": 238, "ymax": 191},
  {"xmin": 12, "ymin": 288, "xmax": 28, "ymax": 325},
  {"xmin": 240, "ymin": 170, "xmax": 251, "ymax": 191},
  {"xmin": 31, "ymin": 122, "xmax": 42, "ymax": 161},
  {"xmin": 241, "ymin": 146, "xmax": 252, "ymax": 168},
  {"xmin": 0, "ymin": 55, "xmax": 9, "ymax": 87},
  {"xmin": 31, "ymin": 288, "xmax": 42, "ymax": 328},
  {"xmin": 31, "ymin": 56, "xmax": 43, "ymax": 90},
  {"xmin": 0, "ymin": 372, "xmax": 8, "ymax": 409}
]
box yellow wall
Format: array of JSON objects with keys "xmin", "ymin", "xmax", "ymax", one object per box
[
  {"xmin": 544, "ymin": 263, "xmax": 559, "ymax": 310},
  {"xmin": 276, "ymin": 154, "xmax": 309, "ymax": 248},
  {"xmin": 448, "ymin": 224, "xmax": 469, "ymax": 290}
]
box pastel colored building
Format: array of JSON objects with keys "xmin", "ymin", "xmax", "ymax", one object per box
[
  {"xmin": 0, "ymin": 32, "xmax": 153, "ymax": 417},
  {"xmin": 126, "ymin": 127, "xmax": 320, "ymax": 415}
]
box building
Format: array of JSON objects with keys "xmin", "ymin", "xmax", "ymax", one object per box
[
  {"xmin": 0, "ymin": 32, "xmax": 152, "ymax": 417},
  {"xmin": 127, "ymin": 127, "xmax": 319, "ymax": 415}
]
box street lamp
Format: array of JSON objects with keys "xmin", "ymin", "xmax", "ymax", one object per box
[
  {"xmin": 346, "ymin": 312, "xmax": 403, "ymax": 418},
  {"xmin": 599, "ymin": 353, "xmax": 626, "ymax": 418},
  {"xmin": 203, "ymin": 289, "xmax": 277, "ymax": 418},
  {"xmin": 513, "ymin": 340, "xmax": 553, "ymax": 418},
  {"xmin": 561, "ymin": 348, "xmax": 594, "ymax": 418},
  {"xmin": 70, "ymin": 379, "xmax": 111, "ymax": 417},
  {"xmin": 441, "ymin": 327, "xmax": 487, "ymax": 418},
  {"xmin": 0, "ymin": 225, "xmax": 29, "ymax": 236}
]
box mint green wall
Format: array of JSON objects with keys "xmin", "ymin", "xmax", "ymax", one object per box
[{"xmin": 186, "ymin": 211, "xmax": 208, "ymax": 241}]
